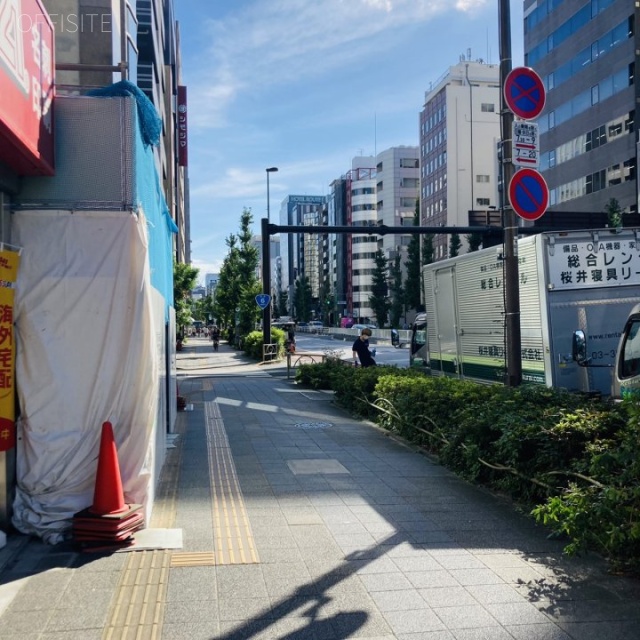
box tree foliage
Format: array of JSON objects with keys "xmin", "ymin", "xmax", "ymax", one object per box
[
  {"xmin": 294, "ymin": 276, "xmax": 313, "ymax": 321},
  {"xmin": 173, "ymin": 261, "xmax": 199, "ymax": 337},
  {"xmin": 320, "ymin": 279, "xmax": 334, "ymax": 325},
  {"xmin": 369, "ymin": 248, "xmax": 390, "ymax": 327},
  {"xmin": 389, "ymin": 254, "xmax": 404, "ymax": 328},
  {"xmin": 404, "ymin": 201, "xmax": 423, "ymax": 313},
  {"xmin": 277, "ymin": 289, "xmax": 289, "ymax": 318},
  {"xmin": 605, "ymin": 197, "xmax": 623, "ymax": 229},
  {"xmin": 466, "ymin": 232, "xmax": 483, "ymax": 252},
  {"xmin": 212, "ymin": 208, "xmax": 261, "ymax": 339},
  {"xmin": 449, "ymin": 232, "xmax": 462, "ymax": 258}
]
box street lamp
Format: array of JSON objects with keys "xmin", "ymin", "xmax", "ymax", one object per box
[
  {"xmin": 266, "ymin": 167, "xmax": 278, "ymax": 222},
  {"xmin": 263, "ymin": 167, "xmax": 278, "ymax": 352}
]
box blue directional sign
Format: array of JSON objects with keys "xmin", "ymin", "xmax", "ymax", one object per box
[
  {"xmin": 508, "ymin": 168, "xmax": 549, "ymax": 221},
  {"xmin": 504, "ymin": 67, "xmax": 546, "ymax": 120},
  {"xmin": 255, "ymin": 294, "xmax": 271, "ymax": 310}
]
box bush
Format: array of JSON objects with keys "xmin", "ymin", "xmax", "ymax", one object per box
[
  {"xmin": 296, "ymin": 364, "xmax": 640, "ymax": 572},
  {"xmin": 242, "ymin": 328, "xmax": 286, "ymax": 360}
]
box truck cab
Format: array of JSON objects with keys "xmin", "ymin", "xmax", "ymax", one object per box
[
  {"xmin": 573, "ymin": 302, "xmax": 640, "ymax": 399},
  {"xmin": 612, "ymin": 304, "xmax": 640, "ymax": 398}
]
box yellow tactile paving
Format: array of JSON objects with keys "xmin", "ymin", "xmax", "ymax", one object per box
[
  {"xmin": 206, "ymin": 401, "xmax": 259, "ymax": 565},
  {"xmin": 169, "ymin": 551, "xmax": 217, "ymax": 567},
  {"xmin": 103, "ymin": 378, "xmax": 258, "ymax": 640}
]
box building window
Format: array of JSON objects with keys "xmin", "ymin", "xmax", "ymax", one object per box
[
  {"xmin": 480, "ymin": 103, "xmax": 495, "ymax": 112},
  {"xmin": 476, "ymin": 175, "xmax": 490, "ymax": 183},
  {"xmin": 476, "ymin": 198, "xmax": 490, "ymax": 206}
]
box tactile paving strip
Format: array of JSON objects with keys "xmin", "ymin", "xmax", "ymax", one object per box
[{"xmin": 205, "ymin": 400, "xmax": 259, "ymax": 565}]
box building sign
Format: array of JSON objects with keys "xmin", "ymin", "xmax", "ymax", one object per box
[
  {"xmin": 289, "ymin": 195, "xmax": 325, "ymax": 204},
  {"xmin": 548, "ymin": 238, "xmax": 640, "ymax": 290},
  {"xmin": 0, "ymin": 0, "xmax": 55, "ymax": 175},
  {"xmin": 0, "ymin": 250, "xmax": 20, "ymax": 452},
  {"xmin": 177, "ymin": 85, "xmax": 187, "ymax": 166}
]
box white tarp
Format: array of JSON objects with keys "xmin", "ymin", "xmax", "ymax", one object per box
[{"xmin": 11, "ymin": 210, "xmax": 158, "ymax": 544}]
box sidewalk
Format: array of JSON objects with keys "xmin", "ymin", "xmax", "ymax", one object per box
[{"xmin": 0, "ymin": 336, "xmax": 638, "ymax": 639}]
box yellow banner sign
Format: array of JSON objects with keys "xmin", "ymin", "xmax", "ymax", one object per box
[{"xmin": 0, "ymin": 251, "xmax": 19, "ymax": 452}]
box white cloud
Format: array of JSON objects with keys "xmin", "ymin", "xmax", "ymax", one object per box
[{"xmin": 184, "ymin": 0, "xmax": 487, "ymax": 130}]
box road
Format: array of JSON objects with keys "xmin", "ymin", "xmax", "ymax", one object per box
[{"xmin": 293, "ymin": 332, "xmax": 410, "ymax": 367}]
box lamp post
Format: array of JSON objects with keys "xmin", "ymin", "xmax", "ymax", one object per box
[
  {"xmin": 266, "ymin": 167, "xmax": 278, "ymax": 222},
  {"xmin": 263, "ymin": 167, "xmax": 278, "ymax": 350}
]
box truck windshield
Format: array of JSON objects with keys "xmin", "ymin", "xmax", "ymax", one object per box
[{"xmin": 620, "ymin": 320, "xmax": 640, "ymax": 378}]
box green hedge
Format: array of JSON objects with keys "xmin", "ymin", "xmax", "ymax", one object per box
[
  {"xmin": 295, "ymin": 364, "xmax": 639, "ymax": 573},
  {"xmin": 242, "ymin": 327, "xmax": 286, "ymax": 360}
]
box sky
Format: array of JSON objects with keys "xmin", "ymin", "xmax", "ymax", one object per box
[{"xmin": 175, "ymin": 0, "xmax": 525, "ymax": 284}]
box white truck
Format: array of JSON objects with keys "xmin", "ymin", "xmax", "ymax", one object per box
[{"xmin": 416, "ymin": 228, "xmax": 640, "ymax": 397}]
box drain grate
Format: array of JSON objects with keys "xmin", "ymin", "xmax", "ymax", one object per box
[{"xmin": 294, "ymin": 421, "xmax": 333, "ymax": 430}]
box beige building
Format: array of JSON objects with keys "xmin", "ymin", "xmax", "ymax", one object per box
[{"xmin": 419, "ymin": 58, "xmax": 501, "ymax": 259}]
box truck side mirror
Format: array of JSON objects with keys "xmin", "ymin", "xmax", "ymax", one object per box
[{"xmin": 572, "ymin": 330, "xmax": 588, "ymax": 365}]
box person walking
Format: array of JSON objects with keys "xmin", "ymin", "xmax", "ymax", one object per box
[{"xmin": 352, "ymin": 327, "xmax": 376, "ymax": 367}]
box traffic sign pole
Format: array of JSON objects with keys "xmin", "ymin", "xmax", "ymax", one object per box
[
  {"xmin": 499, "ymin": 0, "xmax": 522, "ymax": 388},
  {"xmin": 261, "ymin": 217, "xmax": 272, "ymax": 349}
]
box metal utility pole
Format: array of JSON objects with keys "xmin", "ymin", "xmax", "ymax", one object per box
[
  {"xmin": 262, "ymin": 168, "xmax": 278, "ymax": 349},
  {"xmin": 262, "ymin": 217, "xmax": 271, "ymax": 348},
  {"xmin": 499, "ymin": 0, "xmax": 522, "ymax": 386}
]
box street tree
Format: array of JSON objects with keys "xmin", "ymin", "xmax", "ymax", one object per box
[
  {"xmin": 294, "ymin": 276, "xmax": 312, "ymax": 321},
  {"xmin": 277, "ymin": 289, "xmax": 289, "ymax": 318},
  {"xmin": 405, "ymin": 202, "xmax": 423, "ymax": 313},
  {"xmin": 213, "ymin": 208, "xmax": 261, "ymax": 341},
  {"xmin": 173, "ymin": 260, "xmax": 199, "ymax": 338},
  {"xmin": 449, "ymin": 232, "xmax": 461, "ymax": 257},
  {"xmin": 389, "ymin": 254, "xmax": 404, "ymax": 328},
  {"xmin": 605, "ymin": 197, "xmax": 623, "ymax": 229},
  {"xmin": 369, "ymin": 249, "xmax": 390, "ymax": 328}
]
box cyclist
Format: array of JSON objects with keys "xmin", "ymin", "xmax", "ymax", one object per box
[{"xmin": 211, "ymin": 325, "xmax": 220, "ymax": 352}]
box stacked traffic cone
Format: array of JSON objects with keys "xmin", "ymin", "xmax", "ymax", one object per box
[{"xmin": 72, "ymin": 421, "xmax": 144, "ymax": 551}]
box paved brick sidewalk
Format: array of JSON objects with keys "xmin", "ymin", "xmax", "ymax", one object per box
[{"xmin": 0, "ymin": 336, "xmax": 638, "ymax": 639}]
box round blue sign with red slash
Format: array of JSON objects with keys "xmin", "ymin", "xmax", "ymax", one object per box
[
  {"xmin": 504, "ymin": 67, "xmax": 546, "ymax": 120},
  {"xmin": 509, "ymin": 168, "xmax": 549, "ymax": 221}
]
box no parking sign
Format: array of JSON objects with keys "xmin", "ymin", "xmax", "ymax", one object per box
[
  {"xmin": 504, "ymin": 67, "xmax": 546, "ymax": 120},
  {"xmin": 508, "ymin": 168, "xmax": 549, "ymax": 221}
]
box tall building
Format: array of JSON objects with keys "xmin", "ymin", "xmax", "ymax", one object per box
[
  {"xmin": 419, "ymin": 58, "xmax": 501, "ymax": 259},
  {"xmin": 346, "ymin": 157, "xmax": 377, "ymax": 323},
  {"xmin": 278, "ymin": 195, "xmax": 326, "ymax": 318},
  {"xmin": 524, "ymin": 0, "xmax": 637, "ymax": 215},
  {"xmin": 375, "ymin": 146, "xmax": 420, "ymax": 275}
]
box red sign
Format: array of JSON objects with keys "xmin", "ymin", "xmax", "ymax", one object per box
[
  {"xmin": 177, "ymin": 85, "xmax": 188, "ymax": 167},
  {"xmin": 508, "ymin": 168, "xmax": 549, "ymax": 221},
  {"xmin": 0, "ymin": 0, "xmax": 55, "ymax": 176},
  {"xmin": 504, "ymin": 67, "xmax": 546, "ymax": 120}
]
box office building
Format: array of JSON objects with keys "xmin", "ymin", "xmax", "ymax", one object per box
[
  {"xmin": 419, "ymin": 58, "xmax": 502, "ymax": 259},
  {"xmin": 524, "ymin": 0, "xmax": 637, "ymax": 215}
]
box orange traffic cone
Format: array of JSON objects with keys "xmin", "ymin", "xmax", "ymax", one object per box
[{"xmin": 90, "ymin": 421, "xmax": 127, "ymax": 515}]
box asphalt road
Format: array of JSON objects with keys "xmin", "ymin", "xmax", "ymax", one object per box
[{"xmin": 293, "ymin": 333, "xmax": 410, "ymax": 367}]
